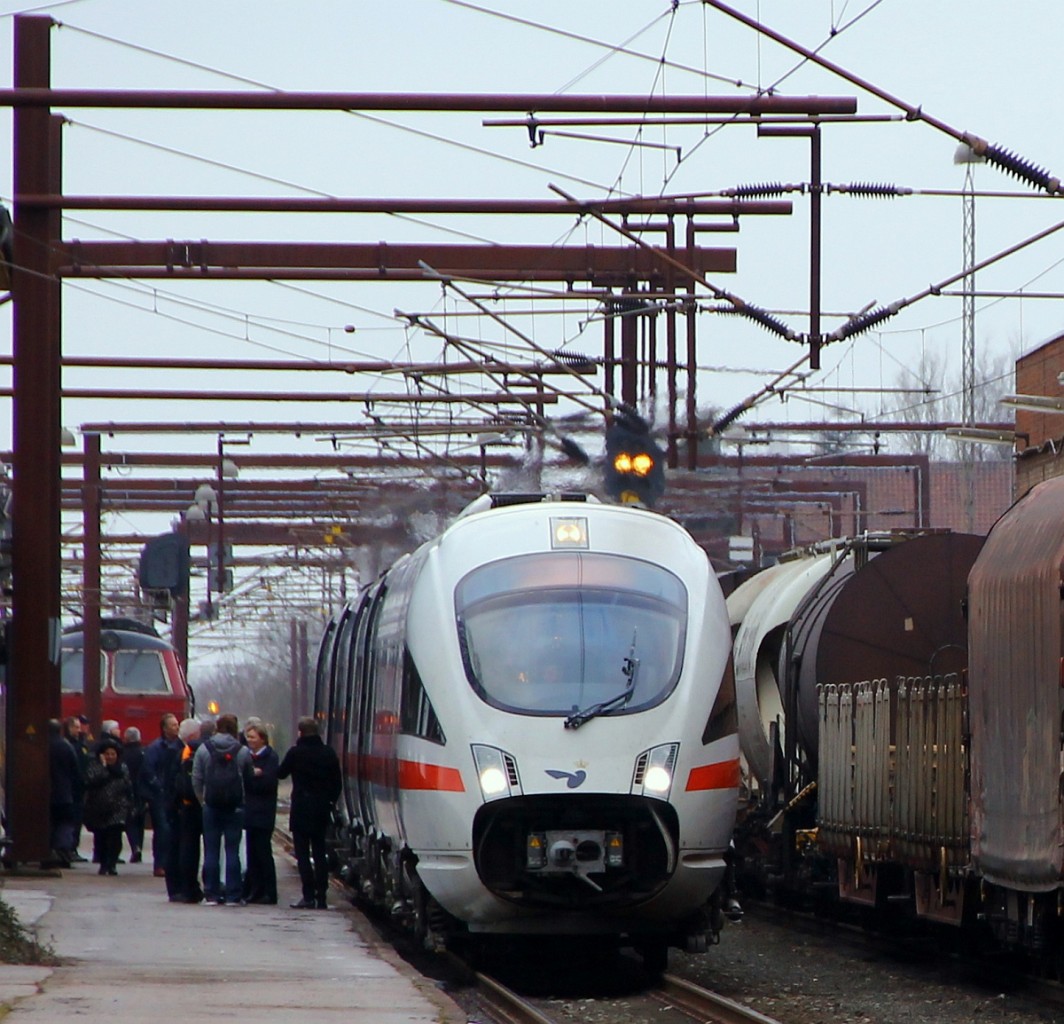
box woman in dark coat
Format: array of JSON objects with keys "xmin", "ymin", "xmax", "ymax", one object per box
[
  {"xmin": 277, "ymin": 717, "xmax": 341, "ymax": 909},
  {"xmin": 241, "ymin": 721, "xmax": 280, "ymax": 905},
  {"xmin": 83, "ymin": 738, "xmax": 133, "ymax": 876}
]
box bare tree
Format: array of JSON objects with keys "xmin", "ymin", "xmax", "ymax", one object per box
[
  {"xmin": 191, "ymin": 618, "xmax": 322, "ymax": 752},
  {"xmin": 893, "ymin": 348, "xmax": 1014, "ymax": 461}
]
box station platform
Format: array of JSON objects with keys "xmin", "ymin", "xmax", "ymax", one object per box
[{"xmin": 0, "ymin": 841, "xmax": 466, "ymax": 1023}]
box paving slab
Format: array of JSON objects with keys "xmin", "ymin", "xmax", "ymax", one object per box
[{"xmin": 0, "ymin": 844, "xmax": 466, "ymax": 1023}]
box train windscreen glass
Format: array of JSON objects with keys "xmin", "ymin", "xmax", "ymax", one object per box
[
  {"xmin": 113, "ymin": 651, "xmax": 170, "ymax": 693},
  {"xmin": 455, "ymin": 552, "xmax": 687, "ymax": 715},
  {"xmin": 60, "ymin": 650, "xmax": 106, "ymax": 693}
]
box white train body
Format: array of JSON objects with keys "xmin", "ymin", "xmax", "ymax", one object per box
[{"xmin": 316, "ymin": 495, "xmax": 739, "ymax": 954}]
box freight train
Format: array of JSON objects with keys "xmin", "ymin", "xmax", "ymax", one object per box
[
  {"xmin": 313, "ymin": 492, "xmax": 741, "ymax": 970},
  {"xmin": 729, "ymin": 474, "xmax": 1064, "ymax": 963}
]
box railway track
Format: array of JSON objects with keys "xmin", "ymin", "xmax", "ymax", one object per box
[
  {"xmin": 468, "ymin": 964, "xmax": 784, "ymax": 1024},
  {"xmin": 275, "ymin": 824, "xmax": 782, "ymax": 1024}
]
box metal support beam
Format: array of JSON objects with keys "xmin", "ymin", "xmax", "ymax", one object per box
[
  {"xmin": 81, "ymin": 433, "xmax": 102, "ymax": 737},
  {"xmin": 9, "ymin": 13, "xmax": 58, "ymax": 865},
  {"xmin": 53, "ymin": 241, "xmax": 735, "ymax": 283}
]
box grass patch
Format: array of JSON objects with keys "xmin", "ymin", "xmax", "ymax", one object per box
[{"xmin": 0, "ymin": 896, "xmax": 54, "ymax": 965}]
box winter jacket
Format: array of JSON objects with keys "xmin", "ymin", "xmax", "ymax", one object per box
[
  {"xmin": 190, "ymin": 732, "xmax": 253, "ymax": 806},
  {"xmin": 49, "ymin": 734, "xmax": 81, "ymax": 808},
  {"xmin": 277, "ymin": 735, "xmax": 342, "ymax": 836},
  {"xmin": 243, "ymin": 745, "xmax": 280, "ymax": 831},
  {"xmin": 83, "ymin": 759, "xmax": 133, "ymax": 831},
  {"xmin": 142, "ymin": 735, "xmax": 182, "ymax": 804},
  {"xmin": 122, "ymin": 740, "xmax": 148, "ymax": 802}
]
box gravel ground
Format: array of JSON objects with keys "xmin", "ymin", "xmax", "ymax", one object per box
[
  {"xmin": 361, "ymin": 898, "xmax": 1064, "ymax": 1024},
  {"xmin": 674, "ymin": 910, "xmax": 1062, "ymax": 1024}
]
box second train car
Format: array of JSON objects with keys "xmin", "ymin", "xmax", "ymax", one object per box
[{"xmin": 315, "ymin": 493, "xmax": 740, "ymax": 970}]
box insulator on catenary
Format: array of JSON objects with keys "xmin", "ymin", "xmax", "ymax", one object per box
[
  {"xmin": 715, "ymin": 303, "xmax": 796, "ymax": 340},
  {"xmin": 557, "ymin": 434, "xmax": 590, "ymax": 465},
  {"xmin": 828, "ymin": 302, "xmax": 901, "ymax": 341},
  {"xmin": 710, "ymin": 402, "xmax": 748, "ymax": 435},
  {"xmin": 725, "ymin": 181, "xmax": 790, "ymax": 198},
  {"xmin": 834, "ymin": 182, "xmax": 907, "ymax": 198},
  {"xmin": 550, "ymin": 349, "xmax": 598, "ymax": 372},
  {"xmin": 985, "ymin": 145, "xmax": 1062, "ymax": 194}
]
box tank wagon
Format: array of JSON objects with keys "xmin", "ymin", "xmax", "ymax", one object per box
[{"xmin": 731, "ymin": 491, "xmax": 1064, "ymax": 962}]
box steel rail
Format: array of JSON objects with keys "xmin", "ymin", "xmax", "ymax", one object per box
[
  {"xmin": 658, "ymin": 974, "xmax": 784, "ymax": 1024},
  {"xmin": 474, "ymin": 971, "xmax": 559, "ymax": 1024}
]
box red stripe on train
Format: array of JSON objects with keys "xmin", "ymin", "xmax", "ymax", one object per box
[
  {"xmin": 398, "ymin": 759, "xmax": 465, "ymax": 792},
  {"xmin": 685, "ymin": 758, "xmax": 741, "ymax": 791}
]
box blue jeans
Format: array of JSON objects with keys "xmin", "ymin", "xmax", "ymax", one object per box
[{"xmin": 201, "ymin": 805, "xmax": 244, "ymax": 904}]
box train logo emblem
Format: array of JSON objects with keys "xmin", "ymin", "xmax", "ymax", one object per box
[{"xmin": 546, "ymin": 769, "xmax": 587, "ymax": 789}]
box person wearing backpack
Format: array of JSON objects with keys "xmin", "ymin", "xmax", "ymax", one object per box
[{"xmin": 191, "ymin": 713, "xmax": 253, "ymax": 906}]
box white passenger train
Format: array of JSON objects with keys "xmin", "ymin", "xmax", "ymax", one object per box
[{"xmin": 314, "ymin": 493, "xmax": 740, "ymax": 969}]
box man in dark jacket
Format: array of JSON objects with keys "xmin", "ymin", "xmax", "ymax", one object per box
[
  {"xmin": 142, "ymin": 713, "xmax": 182, "ymax": 881},
  {"xmin": 67, "ymin": 716, "xmax": 91, "ymax": 860},
  {"xmin": 277, "ymin": 716, "xmax": 342, "ymax": 909},
  {"xmin": 47, "ymin": 719, "xmax": 81, "ymax": 867},
  {"xmin": 122, "ymin": 726, "xmax": 147, "ymax": 863}
]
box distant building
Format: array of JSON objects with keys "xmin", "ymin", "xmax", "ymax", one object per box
[{"xmin": 1014, "ymin": 331, "xmax": 1064, "ymax": 495}]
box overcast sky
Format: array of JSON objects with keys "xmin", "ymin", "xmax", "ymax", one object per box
[
  {"xmin": 3, "ymin": 1, "xmax": 1062, "ymax": 440},
  {"xmin": 1, "ymin": 1, "xmax": 1062, "ymax": 528},
  {"xmin": 3, "ymin": 0, "xmax": 1063, "ymax": 666}
]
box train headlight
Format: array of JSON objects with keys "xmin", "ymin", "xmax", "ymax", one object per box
[
  {"xmin": 550, "ymin": 516, "xmax": 588, "ymax": 549},
  {"xmin": 632, "ymin": 743, "xmax": 679, "ymax": 800},
  {"xmin": 471, "ymin": 744, "xmax": 521, "ymax": 802}
]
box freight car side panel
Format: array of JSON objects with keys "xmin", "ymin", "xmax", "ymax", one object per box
[{"xmin": 968, "ymin": 476, "xmax": 1064, "ymax": 892}]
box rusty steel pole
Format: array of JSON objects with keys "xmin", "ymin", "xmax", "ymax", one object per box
[
  {"xmin": 9, "ymin": 14, "xmax": 60, "ymax": 865},
  {"xmin": 171, "ymin": 516, "xmax": 190, "ymax": 679},
  {"xmin": 82, "ymin": 433, "xmax": 102, "ymax": 738}
]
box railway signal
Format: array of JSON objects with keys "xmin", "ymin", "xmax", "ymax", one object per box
[{"xmin": 604, "ymin": 412, "xmax": 665, "ymax": 507}]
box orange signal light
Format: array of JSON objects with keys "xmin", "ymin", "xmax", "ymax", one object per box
[{"xmin": 630, "ymin": 452, "xmax": 654, "ymax": 477}]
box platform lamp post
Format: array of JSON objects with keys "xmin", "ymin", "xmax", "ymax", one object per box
[
  {"xmin": 186, "ymin": 482, "xmax": 217, "ymax": 622},
  {"xmin": 215, "ymin": 435, "xmax": 246, "ymax": 597}
]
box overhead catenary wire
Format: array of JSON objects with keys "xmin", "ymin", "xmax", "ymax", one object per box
[{"xmin": 701, "ymin": 0, "xmax": 1063, "ymax": 195}]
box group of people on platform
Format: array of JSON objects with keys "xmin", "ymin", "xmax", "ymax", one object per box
[{"xmin": 48, "ymin": 711, "xmax": 342, "ymax": 909}]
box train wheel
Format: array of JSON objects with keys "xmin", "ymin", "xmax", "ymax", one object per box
[{"xmin": 636, "ymin": 940, "xmax": 668, "ymax": 976}]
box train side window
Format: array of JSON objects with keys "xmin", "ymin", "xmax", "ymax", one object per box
[
  {"xmin": 399, "ymin": 647, "xmax": 444, "ymax": 745},
  {"xmin": 114, "ymin": 651, "xmax": 170, "ymax": 693},
  {"xmin": 702, "ymin": 657, "xmax": 738, "ymax": 744}
]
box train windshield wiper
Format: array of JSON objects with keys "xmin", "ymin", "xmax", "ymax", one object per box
[{"xmin": 564, "ymin": 630, "xmax": 639, "ymax": 730}]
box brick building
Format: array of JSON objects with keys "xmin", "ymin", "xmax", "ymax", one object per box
[{"xmin": 1014, "ymin": 332, "xmax": 1064, "ymax": 495}]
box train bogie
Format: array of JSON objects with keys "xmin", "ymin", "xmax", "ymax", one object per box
[{"xmin": 316, "ymin": 494, "xmax": 740, "ymax": 955}]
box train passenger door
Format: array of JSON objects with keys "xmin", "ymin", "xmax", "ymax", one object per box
[
  {"xmin": 337, "ymin": 590, "xmax": 371, "ymax": 826},
  {"xmin": 353, "ymin": 582, "xmax": 386, "ymax": 835},
  {"xmin": 327, "ymin": 606, "xmax": 358, "ymax": 817}
]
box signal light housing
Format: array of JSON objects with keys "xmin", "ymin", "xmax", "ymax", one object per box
[{"xmin": 603, "ymin": 412, "xmax": 665, "ymax": 507}]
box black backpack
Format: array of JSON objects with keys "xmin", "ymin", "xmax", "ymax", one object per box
[{"xmin": 203, "ymin": 740, "xmax": 244, "ymax": 810}]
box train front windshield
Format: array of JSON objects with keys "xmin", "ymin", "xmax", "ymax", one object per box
[{"xmin": 455, "ymin": 552, "xmax": 687, "ymax": 716}]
